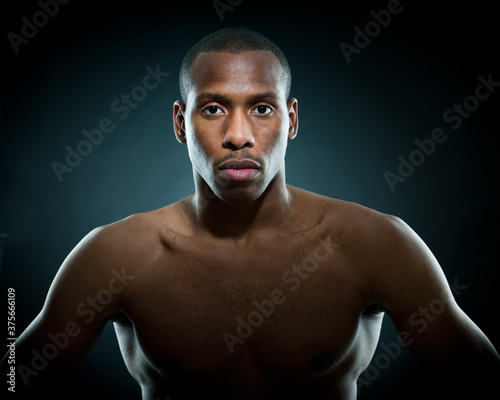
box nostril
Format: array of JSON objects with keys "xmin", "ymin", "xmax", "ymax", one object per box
[
  {"xmin": 222, "ymin": 132, "xmax": 254, "ymax": 149},
  {"xmin": 223, "ymin": 140, "xmax": 253, "ymax": 148}
]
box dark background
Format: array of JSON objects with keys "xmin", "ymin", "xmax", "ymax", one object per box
[{"xmin": 1, "ymin": 0, "xmax": 499, "ymax": 399}]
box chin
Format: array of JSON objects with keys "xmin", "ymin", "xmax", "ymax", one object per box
[
  {"xmin": 215, "ymin": 184, "xmax": 265, "ymax": 204},
  {"xmin": 218, "ymin": 190, "xmax": 262, "ymax": 204},
  {"xmin": 208, "ymin": 174, "xmax": 262, "ymax": 204}
]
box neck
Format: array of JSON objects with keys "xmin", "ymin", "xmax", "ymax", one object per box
[{"xmin": 188, "ymin": 172, "xmax": 293, "ymax": 238}]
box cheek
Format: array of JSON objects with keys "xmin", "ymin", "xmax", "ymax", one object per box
[
  {"xmin": 186, "ymin": 138, "xmax": 203, "ymax": 168},
  {"xmin": 265, "ymin": 118, "xmax": 289, "ymax": 153},
  {"xmin": 187, "ymin": 134, "xmax": 211, "ymax": 171},
  {"xmin": 185, "ymin": 118, "xmax": 208, "ymax": 158},
  {"xmin": 185, "ymin": 120, "xmax": 223, "ymax": 178},
  {"xmin": 260, "ymin": 129, "xmax": 289, "ymax": 176}
]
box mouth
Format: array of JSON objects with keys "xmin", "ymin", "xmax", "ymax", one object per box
[{"xmin": 218, "ymin": 159, "xmax": 261, "ymax": 181}]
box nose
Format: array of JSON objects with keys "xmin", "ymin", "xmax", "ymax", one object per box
[{"xmin": 222, "ymin": 110, "xmax": 255, "ymax": 150}]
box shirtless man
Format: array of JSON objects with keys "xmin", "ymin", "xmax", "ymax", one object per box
[{"xmin": 3, "ymin": 27, "xmax": 499, "ymax": 399}]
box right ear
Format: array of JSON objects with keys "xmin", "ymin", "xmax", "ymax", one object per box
[{"xmin": 173, "ymin": 100, "xmax": 187, "ymax": 144}]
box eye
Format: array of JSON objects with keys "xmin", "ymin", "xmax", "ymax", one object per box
[
  {"xmin": 202, "ymin": 105, "xmax": 223, "ymax": 115},
  {"xmin": 252, "ymin": 105, "xmax": 273, "ymax": 115}
]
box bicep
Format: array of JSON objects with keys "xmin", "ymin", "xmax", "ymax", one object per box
[{"xmin": 373, "ymin": 217, "xmax": 498, "ymax": 368}]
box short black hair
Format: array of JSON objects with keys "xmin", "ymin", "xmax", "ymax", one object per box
[{"xmin": 179, "ymin": 27, "xmax": 292, "ymax": 103}]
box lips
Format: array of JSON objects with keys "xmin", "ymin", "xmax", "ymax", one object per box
[
  {"xmin": 218, "ymin": 159, "xmax": 261, "ymax": 170},
  {"xmin": 218, "ymin": 159, "xmax": 261, "ymax": 181}
]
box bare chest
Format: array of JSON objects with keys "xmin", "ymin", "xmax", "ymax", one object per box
[{"xmin": 123, "ymin": 233, "xmax": 376, "ymax": 388}]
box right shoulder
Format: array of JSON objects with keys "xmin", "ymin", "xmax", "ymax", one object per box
[
  {"xmin": 43, "ymin": 209, "xmax": 173, "ymax": 318},
  {"xmin": 76, "ymin": 200, "xmax": 192, "ymax": 268},
  {"xmin": 74, "ymin": 208, "xmax": 172, "ymax": 269}
]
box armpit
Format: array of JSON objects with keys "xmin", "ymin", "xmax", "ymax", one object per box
[{"xmin": 362, "ymin": 303, "xmax": 385, "ymax": 318}]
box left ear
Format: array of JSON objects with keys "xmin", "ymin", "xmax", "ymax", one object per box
[{"xmin": 287, "ymin": 98, "xmax": 298, "ymax": 140}]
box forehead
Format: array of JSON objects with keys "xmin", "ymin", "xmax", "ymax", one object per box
[{"xmin": 188, "ymin": 51, "xmax": 285, "ymax": 102}]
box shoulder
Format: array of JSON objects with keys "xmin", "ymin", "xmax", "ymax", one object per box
[
  {"xmin": 78, "ymin": 212, "xmax": 162, "ymax": 258},
  {"xmin": 292, "ymin": 186, "xmax": 406, "ymax": 242},
  {"xmin": 315, "ymin": 196, "xmax": 450, "ymax": 311},
  {"xmin": 44, "ymin": 206, "xmax": 181, "ymax": 317},
  {"xmin": 317, "ymin": 194, "xmax": 432, "ymax": 274},
  {"xmin": 62, "ymin": 205, "xmax": 182, "ymax": 278},
  {"xmin": 295, "ymin": 186, "xmax": 439, "ymax": 284},
  {"xmin": 316, "ymin": 194, "xmax": 453, "ymax": 312},
  {"xmin": 297, "ymin": 188, "xmax": 412, "ymax": 247}
]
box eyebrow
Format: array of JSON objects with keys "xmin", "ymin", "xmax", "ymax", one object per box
[
  {"xmin": 248, "ymin": 91, "xmax": 279, "ymax": 102},
  {"xmin": 194, "ymin": 91, "xmax": 279, "ymax": 107}
]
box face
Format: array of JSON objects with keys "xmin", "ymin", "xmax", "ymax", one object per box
[{"xmin": 174, "ymin": 51, "xmax": 298, "ymax": 204}]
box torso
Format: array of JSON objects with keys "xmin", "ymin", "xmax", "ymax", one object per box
[{"xmin": 110, "ymin": 187, "xmax": 385, "ymax": 399}]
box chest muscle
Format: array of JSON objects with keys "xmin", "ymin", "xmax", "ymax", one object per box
[{"xmin": 124, "ymin": 236, "xmax": 372, "ymax": 384}]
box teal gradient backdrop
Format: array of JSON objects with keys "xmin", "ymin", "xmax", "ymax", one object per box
[{"xmin": 1, "ymin": 1, "xmax": 498, "ymax": 399}]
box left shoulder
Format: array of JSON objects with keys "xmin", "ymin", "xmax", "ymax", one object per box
[
  {"xmin": 295, "ymin": 187, "xmax": 442, "ymax": 297},
  {"xmin": 293, "ymin": 186, "xmax": 409, "ymax": 245}
]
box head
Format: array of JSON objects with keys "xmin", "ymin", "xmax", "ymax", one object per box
[{"xmin": 173, "ymin": 27, "xmax": 298, "ymax": 204}]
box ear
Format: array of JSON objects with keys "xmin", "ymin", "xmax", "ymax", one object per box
[
  {"xmin": 287, "ymin": 98, "xmax": 298, "ymax": 140},
  {"xmin": 173, "ymin": 100, "xmax": 187, "ymax": 144}
]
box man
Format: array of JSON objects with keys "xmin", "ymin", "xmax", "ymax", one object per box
[{"xmin": 3, "ymin": 27, "xmax": 499, "ymax": 399}]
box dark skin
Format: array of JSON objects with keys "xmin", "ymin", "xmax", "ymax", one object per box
[{"xmin": 3, "ymin": 50, "xmax": 499, "ymax": 399}]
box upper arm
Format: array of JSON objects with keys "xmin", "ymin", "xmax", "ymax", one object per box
[
  {"xmin": 6, "ymin": 225, "xmax": 130, "ymax": 390},
  {"xmin": 369, "ymin": 215, "xmax": 500, "ymax": 388}
]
